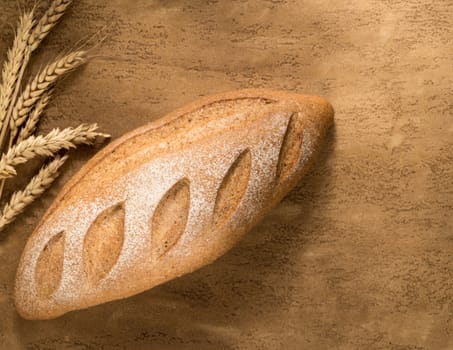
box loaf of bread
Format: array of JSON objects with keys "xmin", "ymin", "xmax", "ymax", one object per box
[{"xmin": 15, "ymin": 89, "xmax": 333, "ymax": 319}]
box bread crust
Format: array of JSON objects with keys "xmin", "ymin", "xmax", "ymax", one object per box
[{"xmin": 15, "ymin": 89, "xmax": 333, "ymax": 319}]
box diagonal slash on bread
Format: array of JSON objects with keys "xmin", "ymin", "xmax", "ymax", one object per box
[{"xmin": 15, "ymin": 89, "xmax": 334, "ymax": 319}]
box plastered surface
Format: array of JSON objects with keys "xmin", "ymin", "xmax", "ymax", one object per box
[{"xmin": 0, "ymin": 0, "xmax": 452, "ymax": 349}]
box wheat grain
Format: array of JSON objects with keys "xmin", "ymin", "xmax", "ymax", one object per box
[
  {"xmin": 0, "ymin": 12, "xmax": 35, "ymax": 126},
  {"xmin": 9, "ymin": 51, "xmax": 87, "ymax": 138},
  {"xmin": 0, "ymin": 155, "xmax": 68, "ymax": 231},
  {"xmin": 28, "ymin": 0, "xmax": 72, "ymax": 52},
  {"xmin": 16, "ymin": 89, "xmax": 53, "ymax": 143},
  {"xmin": 0, "ymin": 123, "xmax": 109, "ymax": 179}
]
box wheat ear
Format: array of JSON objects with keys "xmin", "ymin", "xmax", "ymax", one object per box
[
  {"xmin": 0, "ymin": 155, "xmax": 68, "ymax": 231},
  {"xmin": 0, "ymin": 12, "xmax": 35, "ymax": 127},
  {"xmin": 4, "ymin": 0, "xmax": 73, "ymax": 144},
  {"xmin": 16, "ymin": 89, "xmax": 53, "ymax": 143},
  {"xmin": 28, "ymin": 0, "xmax": 72, "ymax": 52},
  {"xmin": 9, "ymin": 51, "xmax": 87, "ymax": 139},
  {"xmin": 0, "ymin": 123, "xmax": 109, "ymax": 179}
]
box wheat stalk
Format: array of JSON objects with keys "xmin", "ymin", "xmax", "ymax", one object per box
[
  {"xmin": 2, "ymin": 0, "xmax": 73, "ymax": 145},
  {"xmin": 28, "ymin": 0, "xmax": 72, "ymax": 52},
  {"xmin": 0, "ymin": 12, "xmax": 35, "ymax": 127},
  {"xmin": 16, "ymin": 89, "xmax": 53, "ymax": 142},
  {"xmin": 0, "ymin": 2, "xmax": 110, "ymax": 233},
  {"xmin": 0, "ymin": 123, "xmax": 109, "ymax": 178},
  {"xmin": 9, "ymin": 51, "xmax": 87, "ymax": 139},
  {"xmin": 1, "ymin": 0, "xmax": 73, "ymax": 148},
  {"xmin": 0, "ymin": 155, "xmax": 68, "ymax": 231}
]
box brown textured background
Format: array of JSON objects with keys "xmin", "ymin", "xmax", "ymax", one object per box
[{"xmin": 1, "ymin": 0, "xmax": 452, "ymax": 349}]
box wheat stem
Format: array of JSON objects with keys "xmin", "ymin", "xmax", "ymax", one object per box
[
  {"xmin": 0, "ymin": 155, "xmax": 68, "ymax": 231},
  {"xmin": 0, "ymin": 123, "xmax": 109, "ymax": 179},
  {"xmin": 9, "ymin": 51, "xmax": 87, "ymax": 140}
]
